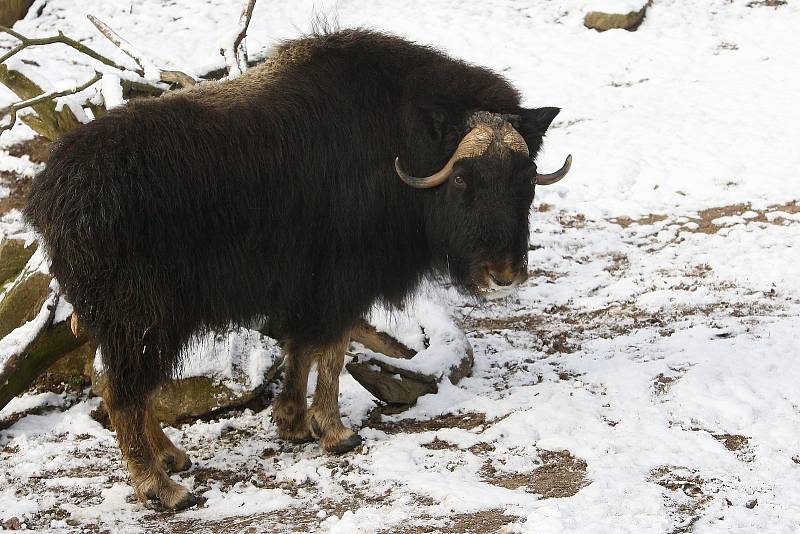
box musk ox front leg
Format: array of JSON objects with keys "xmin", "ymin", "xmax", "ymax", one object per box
[
  {"xmin": 272, "ymin": 340, "xmax": 315, "ymax": 443},
  {"xmin": 307, "ymin": 332, "xmax": 363, "ymax": 454}
]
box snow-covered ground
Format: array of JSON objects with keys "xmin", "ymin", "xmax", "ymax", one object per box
[{"xmin": 1, "ymin": 0, "xmax": 799, "ymax": 532}]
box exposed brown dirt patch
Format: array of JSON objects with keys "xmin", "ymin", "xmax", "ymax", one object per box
[
  {"xmin": 610, "ymin": 201, "xmax": 800, "ymax": 236},
  {"xmin": 557, "ymin": 212, "xmax": 587, "ymax": 229},
  {"xmin": 747, "ymin": 0, "xmax": 786, "ymax": 7},
  {"xmin": 653, "ymin": 369, "xmax": 688, "ymax": 396},
  {"xmin": 0, "ymin": 169, "xmax": 31, "ymax": 214},
  {"xmin": 650, "ymin": 466, "xmax": 718, "ymax": 534},
  {"xmin": 609, "ymin": 214, "xmax": 668, "ymax": 228},
  {"xmin": 482, "ymin": 450, "xmax": 589, "ymax": 498},
  {"xmin": 387, "ymin": 509, "xmax": 522, "ymax": 534},
  {"xmin": 366, "ymin": 411, "xmax": 487, "ymax": 434},
  {"xmin": 464, "ymin": 314, "xmax": 580, "ymax": 354},
  {"xmin": 603, "ymin": 252, "xmax": 630, "ymax": 277},
  {"xmin": 0, "ymin": 137, "xmax": 50, "ymax": 215},
  {"xmin": 6, "ymin": 137, "xmax": 51, "ymax": 164},
  {"xmin": 712, "ymin": 433, "xmax": 754, "ymax": 462}
]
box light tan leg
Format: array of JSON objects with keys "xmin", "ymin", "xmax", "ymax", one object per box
[
  {"xmin": 307, "ymin": 332, "xmax": 363, "ymax": 454},
  {"xmin": 107, "ymin": 395, "xmax": 197, "ymax": 511},
  {"xmin": 144, "ymin": 407, "xmax": 192, "ymax": 473},
  {"xmin": 272, "ymin": 343, "xmax": 314, "ymax": 443}
]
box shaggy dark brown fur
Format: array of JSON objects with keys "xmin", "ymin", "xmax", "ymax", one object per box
[{"xmin": 24, "ymin": 28, "xmax": 562, "ymax": 509}]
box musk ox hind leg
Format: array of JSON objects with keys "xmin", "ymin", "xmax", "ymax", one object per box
[
  {"xmin": 144, "ymin": 407, "xmax": 192, "ymax": 473},
  {"xmin": 272, "ymin": 341, "xmax": 315, "ymax": 443},
  {"xmin": 307, "ymin": 332, "xmax": 363, "ymax": 454},
  {"xmin": 101, "ymin": 327, "xmax": 197, "ymax": 511},
  {"xmin": 105, "ymin": 393, "xmax": 197, "ymax": 510}
]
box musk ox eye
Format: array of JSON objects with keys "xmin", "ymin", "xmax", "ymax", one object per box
[{"xmin": 452, "ymin": 176, "xmax": 465, "ymax": 187}]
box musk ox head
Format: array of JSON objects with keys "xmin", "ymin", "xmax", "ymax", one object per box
[{"xmin": 395, "ymin": 109, "xmax": 571, "ymax": 299}]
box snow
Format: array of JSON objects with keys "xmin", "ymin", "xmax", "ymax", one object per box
[
  {"xmin": 180, "ymin": 329, "xmax": 283, "ymax": 393},
  {"xmin": 0, "ymin": 288, "xmax": 54, "ymax": 370},
  {"xmin": 585, "ymin": 0, "xmax": 650, "ymax": 14},
  {"xmin": 365, "ymin": 295, "xmax": 472, "ymax": 378},
  {"xmin": 1, "ymin": 0, "xmax": 799, "ymax": 532},
  {"xmin": 99, "ymin": 72, "xmax": 124, "ymax": 110}
]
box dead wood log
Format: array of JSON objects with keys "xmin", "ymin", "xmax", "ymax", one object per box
[
  {"xmin": 351, "ymin": 320, "xmax": 415, "ymax": 359},
  {"xmin": 0, "ymin": 64, "xmax": 83, "ymax": 140},
  {"xmin": 0, "ymin": 68, "xmax": 100, "ymax": 138},
  {"xmin": 347, "ymin": 316, "xmax": 474, "ymax": 407}
]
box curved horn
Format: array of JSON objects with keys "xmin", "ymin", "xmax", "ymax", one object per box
[
  {"xmin": 395, "ymin": 124, "xmax": 494, "ymax": 189},
  {"xmin": 535, "ymin": 154, "xmax": 572, "ymax": 186},
  {"xmin": 500, "ymin": 123, "xmax": 529, "ymax": 156}
]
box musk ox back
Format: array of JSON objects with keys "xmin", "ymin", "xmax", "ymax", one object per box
[{"xmin": 24, "ymin": 28, "xmax": 570, "ymax": 509}]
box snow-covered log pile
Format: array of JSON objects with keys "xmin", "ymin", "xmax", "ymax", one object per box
[{"xmin": 348, "ymin": 299, "xmax": 474, "ymax": 406}]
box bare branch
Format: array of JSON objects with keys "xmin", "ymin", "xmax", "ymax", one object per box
[
  {"xmin": 221, "ymin": 0, "xmax": 258, "ymax": 79},
  {"xmin": 160, "ymin": 69, "xmax": 197, "ymax": 88},
  {"xmin": 233, "ymin": 0, "xmax": 257, "ymax": 72},
  {"xmin": 86, "ymin": 14, "xmax": 196, "ymax": 88},
  {"xmin": 0, "ymin": 25, "xmax": 128, "ymax": 71},
  {"xmin": 0, "ymin": 71, "xmax": 101, "ymax": 136},
  {"xmin": 85, "ymin": 14, "xmax": 144, "ymax": 73}
]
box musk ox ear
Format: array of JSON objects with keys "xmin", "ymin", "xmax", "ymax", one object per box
[
  {"xmin": 515, "ymin": 106, "xmax": 560, "ymax": 156},
  {"xmin": 521, "ymin": 106, "xmax": 560, "ymax": 135}
]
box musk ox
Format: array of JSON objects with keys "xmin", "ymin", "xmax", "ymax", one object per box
[{"xmin": 24, "ymin": 28, "xmax": 570, "ymax": 509}]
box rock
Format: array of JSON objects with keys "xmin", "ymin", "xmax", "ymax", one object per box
[
  {"xmin": 0, "ymin": 247, "xmax": 93, "ymax": 410},
  {"xmin": 0, "ymin": 270, "xmax": 50, "ymax": 339},
  {"xmin": 34, "ymin": 340, "xmax": 96, "ymax": 389},
  {"xmin": 0, "ymin": 239, "xmax": 37, "ymax": 286},
  {"xmin": 347, "ymin": 297, "xmax": 474, "ymax": 406},
  {"xmin": 584, "ymin": 1, "xmax": 650, "ymax": 32},
  {"xmin": 92, "ymin": 329, "xmax": 283, "ymax": 425},
  {"xmin": 2, "ymin": 516, "xmax": 21, "ymax": 530}
]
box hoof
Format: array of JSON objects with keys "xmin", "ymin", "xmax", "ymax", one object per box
[
  {"xmin": 139, "ymin": 479, "xmax": 199, "ymax": 512},
  {"xmin": 171, "ymin": 490, "xmax": 199, "ymax": 511},
  {"xmin": 326, "ymin": 433, "xmax": 364, "ymax": 455},
  {"xmin": 163, "ymin": 453, "xmax": 192, "ymax": 473}
]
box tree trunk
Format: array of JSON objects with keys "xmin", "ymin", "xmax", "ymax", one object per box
[{"xmin": 0, "ymin": 0, "xmax": 35, "ymax": 27}]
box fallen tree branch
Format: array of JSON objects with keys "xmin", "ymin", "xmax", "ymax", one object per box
[
  {"xmin": 0, "ymin": 25, "xmax": 129, "ymax": 71},
  {"xmin": 0, "ymin": 64, "xmax": 83, "ymax": 139},
  {"xmin": 0, "ymin": 71, "xmax": 101, "ymax": 136},
  {"xmin": 86, "ymin": 14, "xmax": 196, "ymax": 88},
  {"xmin": 221, "ymin": 0, "xmax": 257, "ymax": 79},
  {"xmin": 0, "ymin": 300, "xmax": 88, "ymax": 412}
]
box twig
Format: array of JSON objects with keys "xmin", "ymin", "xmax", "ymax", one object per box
[
  {"xmin": 233, "ymin": 0, "xmax": 257, "ymax": 72},
  {"xmin": 86, "ymin": 14, "xmax": 196, "ymax": 87},
  {"xmin": 0, "ymin": 71, "xmax": 102, "ymax": 135},
  {"xmin": 0, "ymin": 25, "xmax": 129, "ymax": 71},
  {"xmin": 221, "ymin": 0, "xmax": 258, "ymax": 79}
]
